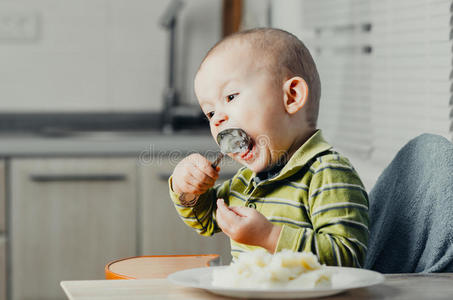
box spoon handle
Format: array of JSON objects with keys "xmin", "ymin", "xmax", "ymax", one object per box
[
  {"xmin": 211, "ymin": 152, "xmax": 224, "ymax": 168},
  {"xmin": 179, "ymin": 152, "xmax": 224, "ymax": 207}
]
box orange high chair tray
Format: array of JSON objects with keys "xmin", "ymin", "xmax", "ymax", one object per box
[{"xmin": 105, "ymin": 254, "xmax": 220, "ymax": 279}]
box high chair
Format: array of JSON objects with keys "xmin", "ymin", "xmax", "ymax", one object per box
[{"xmin": 105, "ymin": 254, "xmax": 220, "ymax": 279}]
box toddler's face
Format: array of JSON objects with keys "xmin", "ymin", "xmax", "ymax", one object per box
[{"xmin": 195, "ymin": 43, "xmax": 294, "ymax": 173}]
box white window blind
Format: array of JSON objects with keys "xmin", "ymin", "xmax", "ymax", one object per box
[
  {"xmin": 302, "ymin": 0, "xmax": 373, "ymax": 158},
  {"xmin": 299, "ymin": 0, "xmax": 453, "ymax": 167},
  {"xmin": 369, "ymin": 0, "xmax": 452, "ymax": 165}
]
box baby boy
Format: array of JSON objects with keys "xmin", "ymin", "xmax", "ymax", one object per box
[{"xmin": 169, "ymin": 28, "xmax": 369, "ymax": 267}]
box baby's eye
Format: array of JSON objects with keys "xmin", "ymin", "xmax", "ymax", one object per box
[
  {"xmin": 226, "ymin": 93, "xmax": 238, "ymax": 102},
  {"xmin": 206, "ymin": 111, "xmax": 214, "ymax": 120}
]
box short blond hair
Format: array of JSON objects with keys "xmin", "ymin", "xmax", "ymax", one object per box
[{"xmin": 200, "ymin": 28, "xmax": 321, "ymax": 126}]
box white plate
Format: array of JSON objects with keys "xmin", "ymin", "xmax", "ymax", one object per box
[{"xmin": 168, "ymin": 266, "xmax": 385, "ymax": 299}]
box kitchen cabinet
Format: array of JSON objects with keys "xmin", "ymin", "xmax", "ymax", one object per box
[
  {"xmin": 0, "ymin": 160, "xmax": 6, "ymax": 300},
  {"xmin": 139, "ymin": 155, "xmax": 242, "ymax": 264},
  {"xmin": 10, "ymin": 158, "xmax": 138, "ymax": 300},
  {"xmin": 0, "ymin": 160, "xmax": 5, "ymax": 233},
  {"xmin": 0, "ymin": 237, "xmax": 6, "ymax": 300}
]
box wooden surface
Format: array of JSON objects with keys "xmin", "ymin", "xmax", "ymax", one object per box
[
  {"xmin": 222, "ymin": 0, "xmax": 242, "ymax": 37},
  {"xmin": 61, "ymin": 273, "xmax": 453, "ymax": 300}
]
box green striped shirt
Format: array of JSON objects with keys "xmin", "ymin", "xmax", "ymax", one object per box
[{"xmin": 169, "ymin": 130, "xmax": 369, "ymax": 267}]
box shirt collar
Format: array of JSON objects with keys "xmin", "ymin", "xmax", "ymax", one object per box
[{"xmin": 251, "ymin": 129, "xmax": 332, "ymax": 183}]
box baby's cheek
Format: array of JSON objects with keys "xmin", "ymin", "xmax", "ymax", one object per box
[{"xmin": 210, "ymin": 127, "xmax": 217, "ymax": 141}]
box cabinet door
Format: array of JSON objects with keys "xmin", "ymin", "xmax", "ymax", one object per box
[
  {"xmin": 139, "ymin": 155, "xmax": 241, "ymax": 264},
  {"xmin": 10, "ymin": 158, "xmax": 137, "ymax": 300},
  {"xmin": 0, "ymin": 160, "xmax": 6, "ymax": 300},
  {"xmin": 0, "ymin": 236, "xmax": 6, "ymax": 300},
  {"xmin": 0, "ymin": 160, "xmax": 5, "ymax": 233}
]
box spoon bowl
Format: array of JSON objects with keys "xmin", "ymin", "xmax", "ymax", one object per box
[{"xmin": 216, "ymin": 128, "xmax": 251, "ymax": 154}]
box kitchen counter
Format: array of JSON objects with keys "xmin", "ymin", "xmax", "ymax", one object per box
[
  {"xmin": 61, "ymin": 273, "xmax": 453, "ymax": 300},
  {"xmin": 0, "ymin": 131, "xmax": 218, "ymax": 157},
  {"xmin": 0, "ymin": 130, "xmax": 382, "ymax": 189}
]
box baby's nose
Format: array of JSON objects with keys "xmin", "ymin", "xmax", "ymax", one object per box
[{"xmin": 213, "ymin": 112, "xmax": 229, "ymax": 127}]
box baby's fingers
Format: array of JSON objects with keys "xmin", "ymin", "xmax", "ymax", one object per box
[
  {"xmin": 190, "ymin": 166, "xmax": 217, "ymax": 186},
  {"xmin": 179, "ymin": 156, "xmax": 218, "ymax": 186},
  {"xmin": 179, "ymin": 172, "xmax": 210, "ymax": 194},
  {"xmin": 217, "ymin": 199, "xmax": 242, "ymax": 226},
  {"xmin": 216, "ymin": 199, "xmax": 233, "ymax": 234},
  {"xmin": 176, "ymin": 178, "xmax": 202, "ymax": 195},
  {"xmin": 188, "ymin": 153, "xmax": 219, "ymax": 180},
  {"xmin": 228, "ymin": 205, "xmax": 254, "ymax": 217}
]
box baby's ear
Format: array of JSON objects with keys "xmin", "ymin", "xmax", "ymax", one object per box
[{"xmin": 283, "ymin": 76, "xmax": 309, "ymax": 114}]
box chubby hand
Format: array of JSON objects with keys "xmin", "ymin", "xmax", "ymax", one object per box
[
  {"xmin": 171, "ymin": 153, "xmax": 219, "ymax": 196},
  {"xmin": 216, "ymin": 199, "xmax": 282, "ymax": 253}
]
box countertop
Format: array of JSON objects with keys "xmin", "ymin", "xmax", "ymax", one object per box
[
  {"xmin": 0, "ymin": 130, "xmax": 382, "ymax": 190},
  {"xmin": 0, "ymin": 131, "xmax": 219, "ymax": 157},
  {"xmin": 61, "ymin": 273, "xmax": 453, "ymax": 300}
]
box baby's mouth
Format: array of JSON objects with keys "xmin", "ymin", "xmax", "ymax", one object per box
[
  {"xmin": 239, "ymin": 138, "xmax": 255, "ymax": 160},
  {"xmin": 215, "ymin": 127, "xmax": 256, "ymax": 161}
]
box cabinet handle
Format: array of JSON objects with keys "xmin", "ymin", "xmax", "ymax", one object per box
[
  {"xmin": 30, "ymin": 174, "xmax": 127, "ymax": 182},
  {"xmin": 158, "ymin": 172, "xmax": 236, "ymax": 182}
]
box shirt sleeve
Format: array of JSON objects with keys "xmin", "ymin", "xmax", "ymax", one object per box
[
  {"xmin": 168, "ymin": 175, "xmax": 232, "ymax": 236},
  {"xmin": 274, "ymin": 155, "xmax": 369, "ymax": 267}
]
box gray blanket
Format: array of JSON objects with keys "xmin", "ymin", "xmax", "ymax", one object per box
[{"xmin": 364, "ymin": 134, "xmax": 453, "ymax": 273}]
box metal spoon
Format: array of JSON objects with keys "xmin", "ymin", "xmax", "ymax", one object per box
[{"xmin": 179, "ymin": 128, "xmax": 251, "ymax": 207}]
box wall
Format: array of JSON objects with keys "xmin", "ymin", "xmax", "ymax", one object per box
[
  {"xmin": 0, "ymin": 0, "xmax": 221, "ymax": 112},
  {"xmin": 271, "ymin": 0, "xmax": 453, "ymax": 190}
]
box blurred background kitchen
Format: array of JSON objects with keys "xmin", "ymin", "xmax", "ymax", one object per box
[{"xmin": 0, "ymin": 0, "xmax": 451, "ymax": 299}]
